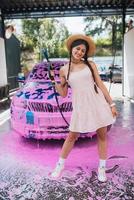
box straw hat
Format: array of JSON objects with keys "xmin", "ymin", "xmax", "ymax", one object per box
[{"xmin": 66, "ymin": 34, "xmax": 96, "ymax": 57}]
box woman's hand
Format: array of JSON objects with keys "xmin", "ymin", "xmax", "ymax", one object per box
[
  {"xmin": 111, "ymin": 106, "xmax": 118, "ymax": 118},
  {"xmin": 49, "ymin": 70, "xmax": 55, "ymax": 81}
]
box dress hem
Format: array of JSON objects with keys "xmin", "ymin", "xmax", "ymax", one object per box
[{"xmin": 69, "ymin": 121, "xmax": 113, "ymax": 133}]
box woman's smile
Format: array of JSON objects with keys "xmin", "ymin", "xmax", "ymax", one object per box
[{"xmin": 72, "ymin": 44, "xmax": 86, "ymax": 61}]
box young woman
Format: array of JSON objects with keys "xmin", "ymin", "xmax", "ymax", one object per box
[{"xmin": 50, "ymin": 34, "xmax": 118, "ymax": 182}]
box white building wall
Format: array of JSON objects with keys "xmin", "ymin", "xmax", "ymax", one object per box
[
  {"xmin": 124, "ymin": 28, "xmax": 134, "ymax": 99},
  {"xmin": 0, "ymin": 37, "xmax": 7, "ymax": 86}
]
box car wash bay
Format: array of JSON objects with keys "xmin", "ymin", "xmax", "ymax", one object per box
[{"xmin": 0, "ymin": 0, "xmax": 134, "ymax": 199}]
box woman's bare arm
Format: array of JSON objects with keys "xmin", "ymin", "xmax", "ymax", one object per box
[
  {"xmin": 54, "ymin": 66, "xmax": 68, "ymax": 98},
  {"xmin": 90, "ymin": 61, "xmax": 113, "ymax": 104},
  {"xmin": 90, "ymin": 61, "xmax": 118, "ymax": 117}
]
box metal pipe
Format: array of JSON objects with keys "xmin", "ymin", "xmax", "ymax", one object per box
[
  {"xmin": 122, "ymin": 0, "xmax": 126, "ymax": 97},
  {"xmin": 0, "ymin": 10, "xmax": 5, "ymax": 38}
]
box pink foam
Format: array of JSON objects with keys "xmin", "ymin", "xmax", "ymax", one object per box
[{"xmin": 1, "ymin": 126, "xmax": 134, "ymax": 171}]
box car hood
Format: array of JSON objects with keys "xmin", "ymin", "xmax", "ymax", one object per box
[{"xmin": 14, "ymin": 81, "xmax": 64, "ymax": 106}]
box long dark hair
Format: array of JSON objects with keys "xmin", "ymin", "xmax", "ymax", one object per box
[{"xmin": 66, "ymin": 39, "xmax": 98, "ymax": 93}]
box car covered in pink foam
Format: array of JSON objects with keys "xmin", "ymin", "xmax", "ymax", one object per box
[{"xmin": 11, "ymin": 60, "xmax": 95, "ymax": 140}]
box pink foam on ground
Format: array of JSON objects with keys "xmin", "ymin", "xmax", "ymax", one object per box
[
  {"xmin": 0, "ymin": 126, "xmax": 134, "ymax": 171},
  {"xmin": 0, "ymin": 125, "xmax": 134, "ymax": 199}
]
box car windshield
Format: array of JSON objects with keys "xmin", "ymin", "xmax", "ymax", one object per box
[{"xmin": 26, "ymin": 60, "xmax": 68, "ymax": 83}]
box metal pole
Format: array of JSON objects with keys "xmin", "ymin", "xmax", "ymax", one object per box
[
  {"xmin": 0, "ymin": 11, "xmax": 5, "ymax": 38},
  {"xmin": 122, "ymin": 1, "xmax": 126, "ymax": 97}
]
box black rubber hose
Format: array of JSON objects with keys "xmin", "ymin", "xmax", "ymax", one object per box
[{"xmin": 43, "ymin": 49, "xmax": 69, "ymax": 127}]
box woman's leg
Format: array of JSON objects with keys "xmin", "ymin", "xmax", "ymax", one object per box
[
  {"xmin": 60, "ymin": 131, "xmax": 80, "ymax": 159},
  {"xmin": 97, "ymin": 127, "xmax": 107, "ymax": 160},
  {"xmin": 96, "ymin": 126, "xmax": 107, "ymax": 182},
  {"xmin": 51, "ymin": 131, "xmax": 79, "ymax": 178}
]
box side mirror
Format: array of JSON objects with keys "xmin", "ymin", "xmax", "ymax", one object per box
[{"xmin": 17, "ymin": 73, "xmax": 25, "ymax": 88}]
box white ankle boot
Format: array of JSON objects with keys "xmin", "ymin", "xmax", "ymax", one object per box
[
  {"xmin": 98, "ymin": 167, "xmax": 107, "ymax": 182},
  {"xmin": 51, "ymin": 163, "xmax": 64, "ymax": 178}
]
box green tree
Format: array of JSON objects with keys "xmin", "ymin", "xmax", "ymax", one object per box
[
  {"xmin": 84, "ymin": 16, "xmax": 123, "ymax": 53},
  {"xmin": 21, "ymin": 19, "xmax": 41, "ymax": 51},
  {"xmin": 20, "ymin": 18, "xmax": 69, "ymax": 59}
]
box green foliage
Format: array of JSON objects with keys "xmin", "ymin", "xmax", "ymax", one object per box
[
  {"xmin": 21, "ymin": 19, "xmax": 41, "ymax": 51},
  {"xmin": 96, "ymin": 38, "xmax": 112, "ymax": 48},
  {"xmin": 96, "ymin": 48, "xmax": 112, "ymax": 56},
  {"xmin": 20, "ymin": 18, "xmax": 69, "ymax": 60},
  {"xmin": 84, "ymin": 16, "xmax": 123, "ymax": 54}
]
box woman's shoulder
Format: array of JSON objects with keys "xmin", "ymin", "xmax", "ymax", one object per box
[
  {"xmin": 60, "ymin": 63, "xmax": 69, "ymax": 70},
  {"xmin": 88, "ymin": 59, "xmax": 95, "ymax": 65},
  {"xmin": 88, "ymin": 60, "xmax": 97, "ymax": 69},
  {"xmin": 60, "ymin": 63, "xmax": 69, "ymax": 75}
]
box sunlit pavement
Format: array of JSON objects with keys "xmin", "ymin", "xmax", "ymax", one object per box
[{"xmin": 0, "ymin": 85, "xmax": 134, "ymax": 199}]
